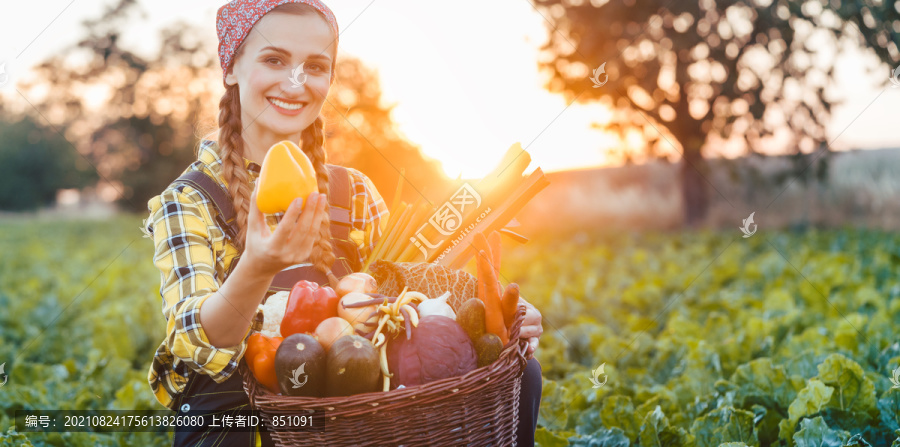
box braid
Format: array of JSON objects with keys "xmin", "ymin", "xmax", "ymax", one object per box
[
  {"xmin": 301, "ymin": 116, "xmax": 338, "ymax": 286},
  {"xmin": 217, "ymin": 84, "xmax": 254, "ymax": 253}
]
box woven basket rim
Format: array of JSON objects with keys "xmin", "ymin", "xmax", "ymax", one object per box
[{"xmin": 242, "ymin": 305, "xmax": 530, "ymax": 407}]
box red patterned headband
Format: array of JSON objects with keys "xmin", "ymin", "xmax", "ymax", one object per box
[{"xmin": 216, "ymin": 0, "xmax": 339, "ymax": 85}]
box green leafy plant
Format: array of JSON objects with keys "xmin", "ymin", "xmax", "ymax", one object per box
[
  {"xmin": 2, "ymin": 220, "xmax": 899, "ymax": 446},
  {"xmin": 497, "ymin": 229, "xmax": 900, "ymax": 446}
]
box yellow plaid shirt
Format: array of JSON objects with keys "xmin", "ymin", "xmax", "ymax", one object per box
[{"xmin": 141, "ymin": 139, "xmax": 389, "ymax": 411}]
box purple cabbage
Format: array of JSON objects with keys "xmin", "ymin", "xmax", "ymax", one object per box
[{"xmin": 386, "ymin": 315, "xmax": 477, "ymax": 389}]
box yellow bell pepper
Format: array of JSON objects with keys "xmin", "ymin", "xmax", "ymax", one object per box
[{"xmin": 256, "ymin": 140, "xmax": 319, "ymax": 214}]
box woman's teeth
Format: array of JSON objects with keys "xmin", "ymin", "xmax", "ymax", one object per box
[{"xmin": 269, "ymin": 98, "xmax": 305, "ymax": 110}]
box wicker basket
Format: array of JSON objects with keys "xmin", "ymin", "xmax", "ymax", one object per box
[{"xmin": 240, "ymin": 306, "xmax": 531, "ymax": 447}]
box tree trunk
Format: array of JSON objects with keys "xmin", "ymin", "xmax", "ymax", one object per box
[{"xmin": 681, "ymin": 144, "xmax": 709, "ymax": 228}]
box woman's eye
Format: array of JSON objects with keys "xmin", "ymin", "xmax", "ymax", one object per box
[{"xmin": 266, "ymin": 58, "xmax": 283, "ymax": 65}]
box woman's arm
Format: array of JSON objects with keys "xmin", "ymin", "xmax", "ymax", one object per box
[
  {"xmin": 201, "ymin": 188, "xmax": 329, "ymax": 347},
  {"xmin": 147, "ymin": 186, "xmax": 327, "ymax": 381},
  {"xmin": 198, "ymin": 258, "xmax": 273, "ymax": 348},
  {"xmin": 148, "ymin": 187, "xmax": 260, "ymax": 380}
]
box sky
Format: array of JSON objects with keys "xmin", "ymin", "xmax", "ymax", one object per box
[{"xmin": 1, "ymin": 0, "xmax": 899, "ymax": 179}]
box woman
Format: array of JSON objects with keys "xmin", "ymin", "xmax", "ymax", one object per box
[{"xmin": 142, "ymin": 1, "xmax": 544, "ymax": 445}]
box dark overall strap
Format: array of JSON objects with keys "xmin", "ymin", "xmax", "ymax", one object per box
[
  {"xmin": 172, "ymin": 165, "xmax": 362, "ymax": 292},
  {"xmin": 176, "ymin": 170, "xmax": 239, "ymax": 241}
]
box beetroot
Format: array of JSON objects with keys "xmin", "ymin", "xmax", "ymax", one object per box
[{"xmin": 386, "ymin": 315, "xmax": 478, "ymax": 389}]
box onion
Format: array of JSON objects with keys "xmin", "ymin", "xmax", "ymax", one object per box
[
  {"xmin": 314, "ymin": 317, "xmax": 355, "ymax": 351},
  {"xmin": 338, "ymin": 292, "xmax": 381, "ymax": 334},
  {"xmin": 336, "ymin": 273, "xmax": 378, "ymax": 297}
]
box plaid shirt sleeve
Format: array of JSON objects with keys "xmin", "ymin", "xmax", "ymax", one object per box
[
  {"xmin": 145, "ymin": 186, "xmax": 259, "ymax": 385},
  {"xmin": 346, "ymin": 168, "xmax": 389, "ymax": 265}
]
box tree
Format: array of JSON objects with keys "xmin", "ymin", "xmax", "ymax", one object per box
[
  {"xmin": 18, "ymin": 0, "xmax": 220, "ymax": 212},
  {"xmin": 535, "ymin": 0, "xmax": 899, "ymax": 225},
  {"xmin": 0, "ymin": 116, "xmax": 97, "ymax": 211}
]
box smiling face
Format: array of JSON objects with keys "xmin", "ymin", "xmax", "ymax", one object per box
[{"xmin": 224, "ymin": 11, "xmax": 336, "ymax": 163}]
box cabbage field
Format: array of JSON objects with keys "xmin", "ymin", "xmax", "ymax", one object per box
[{"xmin": 1, "ymin": 217, "xmax": 899, "ymax": 446}]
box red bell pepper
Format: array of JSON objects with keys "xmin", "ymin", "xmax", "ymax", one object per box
[{"xmin": 280, "ymin": 280, "xmax": 340, "ymax": 338}]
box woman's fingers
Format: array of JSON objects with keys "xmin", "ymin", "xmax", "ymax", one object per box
[
  {"xmin": 248, "ymin": 188, "xmax": 269, "ymax": 237},
  {"xmin": 287, "ymin": 193, "xmax": 326, "ymax": 250},
  {"xmin": 520, "ymin": 298, "xmax": 542, "ymax": 326},
  {"xmin": 511, "ymin": 292, "xmax": 541, "ymax": 356},
  {"xmin": 527, "ymin": 337, "xmax": 539, "ymax": 355},
  {"xmin": 518, "ymin": 324, "xmax": 542, "ymax": 339},
  {"xmin": 271, "ymin": 197, "xmax": 306, "ymax": 242},
  {"xmin": 517, "ymin": 303, "xmax": 543, "ymax": 339}
]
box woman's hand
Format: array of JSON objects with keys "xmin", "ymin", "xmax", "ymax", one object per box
[
  {"xmin": 516, "ymin": 295, "xmax": 543, "ymax": 358},
  {"xmin": 243, "ymin": 188, "xmax": 328, "ymax": 277}
]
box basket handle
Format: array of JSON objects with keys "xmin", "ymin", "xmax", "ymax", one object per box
[
  {"xmin": 239, "ymin": 360, "xmax": 258, "ymax": 408},
  {"xmin": 502, "ymin": 304, "xmax": 530, "ymax": 372}
]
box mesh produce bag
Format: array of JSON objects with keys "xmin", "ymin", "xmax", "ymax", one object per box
[{"xmin": 369, "ymin": 260, "xmax": 477, "ymax": 313}]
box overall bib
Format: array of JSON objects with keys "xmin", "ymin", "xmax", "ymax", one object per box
[{"xmin": 167, "ymin": 166, "xmax": 542, "ymax": 446}]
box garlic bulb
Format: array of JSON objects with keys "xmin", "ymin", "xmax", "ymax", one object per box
[{"xmin": 415, "ymin": 291, "xmax": 456, "ymax": 320}]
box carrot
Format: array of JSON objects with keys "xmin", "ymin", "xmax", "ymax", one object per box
[
  {"xmin": 474, "ymin": 234, "xmax": 487, "ymax": 304},
  {"xmin": 474, "ymin": 233, "xmax": 508, "ymax": 345},
  {"xmin": 488, "ymin": 231, "xmax": 501, "ymax": 283},
  {"xmin": 477, "ymin": 267, "xmax": 486, "ymax": 309},
  {"xmin": 474, "ymin": 232, "xmax": 501, "ymax": 298},
  {"xmin": 477, "ymin": 250, "xmax": 507, "ymax": 345},
  {"xmin": 501, "ymin": 283, "xmax": 519, "ymax": 329}
]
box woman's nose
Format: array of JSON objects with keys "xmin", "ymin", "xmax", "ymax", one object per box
[{"xmin": 286, "ymin": 63, "xmax": 309, "ymax": 91}]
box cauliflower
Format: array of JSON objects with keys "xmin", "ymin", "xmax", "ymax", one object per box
[{"xmin": 258, "ymin": 291, "xmax": 290, "ymax": 338}]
